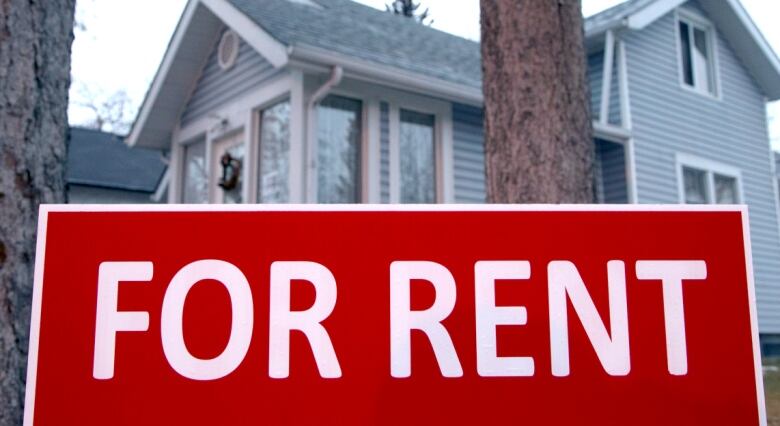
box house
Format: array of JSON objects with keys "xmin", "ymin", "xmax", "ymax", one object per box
[
  {"xmin": 67, "ymin": 127, "xmax": 167, "ymax": 203},
  {"xmin": 126, "ymin": 0, "xmax": 780, "ymax": 349}
]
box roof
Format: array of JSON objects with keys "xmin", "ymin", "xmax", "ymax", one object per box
[
  {"xmin": 584, "ymin": 0, "xmax": 652, "ymax": 34},
  {"xmin": 229, "ymin": 0, "xmax": 482, "ymax": 89},
  {"xmin": 67, "ymin": 127, "xmax": 167, "ymax": 192},
  {"xmin": 127, "ymin": 0, "xmax": 780, "ymax": 149}
]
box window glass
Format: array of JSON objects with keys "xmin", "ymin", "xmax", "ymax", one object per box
[
  {"xmin": 679, "ymin": 21, "xmax": 694, "ymax": 86},
  {"xmin": 182, "ymin": 139, "xmax": 208, "ymax": 203},
  {"xmin": 317, "ymin": 95, "xmax": 362, "ymax": 203},
  {"xmin": 258, "ymin": 100, "xmax": 290, "ymax": 203},
  {"xmin": 692, "ymin": 27, "xmax": 713, "ymax": 93},
  {"xmin": 400, "ymin": 109, "xmax": 436, "ymax": 203},
  {"xmin": 679, "ymin": 19, "xmax": 715, "ymax": 95},
  {"xmin": 714, "ymin": 173, "xmax": 738, "ymax": 204},
  {"xmin": 683, "ymin": 166, "xmax": 709, "ymax": 204}
]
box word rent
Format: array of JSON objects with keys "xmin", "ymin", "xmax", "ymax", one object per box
[{"xmin": 93, "ymin": 259, "xmax": 706, "ymax": 380}]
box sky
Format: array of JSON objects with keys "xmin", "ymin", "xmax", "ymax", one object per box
[{"xmin": 69, "ymin": 0, "xmax": 780, "ymax": 147}]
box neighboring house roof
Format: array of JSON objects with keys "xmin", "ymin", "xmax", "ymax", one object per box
[
  {"xmin": 67, "ymin": 127, "xmax": 167, "ymax": 192},
  {"xmin": 127, "ymin": 0, "xmax": 780, "ymax": 149}
]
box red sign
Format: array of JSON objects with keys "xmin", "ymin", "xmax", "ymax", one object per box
[{"xmin": 25, "ymin": 205, "xmax": 765, "ymax": 425}]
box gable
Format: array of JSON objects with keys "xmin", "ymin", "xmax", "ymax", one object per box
[{"xmin": 180, "ymin": 29, "xmax": 277, "ymax": 127}]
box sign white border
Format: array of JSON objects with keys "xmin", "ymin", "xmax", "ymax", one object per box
[{"xmin": 23, "ymin": 204, "xmax": 766, "ymax": 426}]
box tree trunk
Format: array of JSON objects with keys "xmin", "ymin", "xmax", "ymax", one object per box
[
  {"xmin": 481, "ymin": 0, "xmax": 594, "ymax": 203},
  {"xmin": 0, "ymin": 1, "xmax": 74, "ymax": 423}
]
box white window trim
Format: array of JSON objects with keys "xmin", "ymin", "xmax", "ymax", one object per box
[
  {"xmin": 174, "ymin": 135, "xmax": 207, "ymax": 204},
  {"xmin": 250, "ymin": 93, "xmax": 297, "ymax": 204},
  {"xmin": 676, "ymin": 153, "xmax": 743, "ymax": 204},
  {"xmin": 303, "ymin": 76, "xmax": 454, "ymax": 204},
  {"xmin": 387, "ymin": 97, "xmax": 453, "ymax": 204},
  {"xmin": 306, "ymin": 86, "xmax": 374, "ymax": 204},
  {"xmin": 674, "ymin": 8, "xmax": 722, "ymax": 100}
]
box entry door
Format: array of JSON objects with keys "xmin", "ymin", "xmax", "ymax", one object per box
[{"xmin": 210, "ymin": 131, "xmax": 245, "ymax": 204}]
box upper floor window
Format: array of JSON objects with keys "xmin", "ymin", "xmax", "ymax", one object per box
[
  {"xmin": 678, "ymin": 154, "xmax": 741, "ymax": 205},
  {"xmin": 678, "ymin": 13, "xmax": 718, "ymax": 96}
]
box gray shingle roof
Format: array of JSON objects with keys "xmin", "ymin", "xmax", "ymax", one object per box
[
  {"xmin": 226, "ymin": 0, "xmax": 648, "ymax": 91},
  {"xmin": 228, "ymin": 0, "xmax": 483, "ymax": 89},
  {"xmin": 67, "ymin": 127, "xmax": 167, "ymax": 192},
  {"xmin": 584, "ymin": 0, "xmax": 652, "ymax": 33}
]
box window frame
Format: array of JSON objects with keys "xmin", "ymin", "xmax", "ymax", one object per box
[
  {"xmin": 311, "ymin": 88, "xmax": 370, "ymax": 203},
  {"xmin": 179, "ymin": 136, "xmax": 209, "ymax": 204},
  {"xmin": 252, "ymin": 95, "xmax": 293, "ymax": 204},
  {"xmin": 310, "ymin": 81, "xmax": 454, "ymax": 204},
  {"xmin": 676, "ymin": 153, "xmax": 743, "ymax": 205},
  {"xmin": 387, "ymin": 96, "xmax": 453, "ymax": 204},
  {"xmin": 675, "ymin": 8, "xmax": 721, "ymax": 99}
]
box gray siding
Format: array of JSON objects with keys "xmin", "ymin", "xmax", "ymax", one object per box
[
  {"xmin": 380, "ymin": 102, "xmax": 390, "ymax": 203},
  {"xmin": 453, "ymin": 103, "xmax": 486, "ymax": 203},
  {"xmin": 595, "ymin": 139, "xmax": 629, "ymax": 203},
  {"xmin": 180, "ymin": 30, "xmax": 277, "ymax": 126},
  {"xmin": 625, "ymin": 1, "xmax": 780, "ymax": 332},
  {"xmin": 587, "ymin": 50, "xmax": 621, "ymax": 125}
]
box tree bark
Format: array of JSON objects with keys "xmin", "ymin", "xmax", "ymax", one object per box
[
  {"xmin": 481, "ymin": 0, "xmax": 594, "ymax": 203},
  {"xmin": 0, "ymin": 0, "xmax": 74, "ymax": 423}
]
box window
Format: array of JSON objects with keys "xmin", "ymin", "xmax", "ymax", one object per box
[
  {"xmin": 678, "ymin": 15, "xmax": 717, "ymax": 96},
  {"xmin": 682, "ymin": 166, "xmax": 710, "ymax": 204},
  {"xmin": 678, "ymin": 156, "xmax": 741, "ymax": 205},
  {"xmin": 182, "ymin": 139, "xmax": 208, "ymax": 203},
  {"xmin": 257, "ymin": 100, "xmax": 290, "ymax": 203},
  {"xmin": 399, "ymin": 109, "xmax": 436, "ymax": 203},
  {"xmin": 317, "ymin": 95, "xmax": 362, "ymax": 203}
]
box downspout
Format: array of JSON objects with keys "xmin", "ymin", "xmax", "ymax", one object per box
[{"xmin": 305, "ymin": 65, "xmax": 343, "ymax": 202}]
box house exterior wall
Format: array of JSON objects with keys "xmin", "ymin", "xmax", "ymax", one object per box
[
  {"xmin": 180, "ymin": 31, "xmax": 278, "ymax": 126},
  {"xmin": 624, "ymin": 2, "xmax": 780, "ymax": 333},
  {"xmin": 380, "ymin": 101, "xmax": 390, "ymax": 203},
  {"xmin": 452, "ymin": 103, "xmax": 486, "ymax": 203},
  {"xmin": 595, "ymin": 139, "xmax": 629, "ymax": 203},
  {"xmin": 588, "ymin": 49, "xmax": 622, "ymax": 125}
]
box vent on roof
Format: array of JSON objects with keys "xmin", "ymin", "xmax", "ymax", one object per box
[{"xmin": 218, "ymin": 30, "xmax": 239, "ymax": 71}]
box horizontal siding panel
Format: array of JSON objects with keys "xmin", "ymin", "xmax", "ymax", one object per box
[
  {"xmin": 452, "ymin": 103, "xmax": 486, "ymax": 203},
  {"xmin": 380, "ymin": 102, "xmax": 390, "ymax": 203},
  {"xmin": 587, "ymin": 49, "xmax": 622, "ymax": 125},
  {"xmin": 181, "ymin": 32, "xmax": 277, "ymax": 126}
]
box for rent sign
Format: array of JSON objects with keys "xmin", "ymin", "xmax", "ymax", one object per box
[{"xmin": 24, "ymin": 205, "xmax": 765, "ymax": 425}]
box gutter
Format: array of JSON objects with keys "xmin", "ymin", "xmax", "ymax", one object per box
[{"xmin": 288, "ymin": 43, "xmax": 483, "ymax": 105}]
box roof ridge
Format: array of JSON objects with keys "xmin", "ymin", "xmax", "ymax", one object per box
[{"xmin": 332, "ymin": 0, "xmax": 479, "ymax": 44}]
